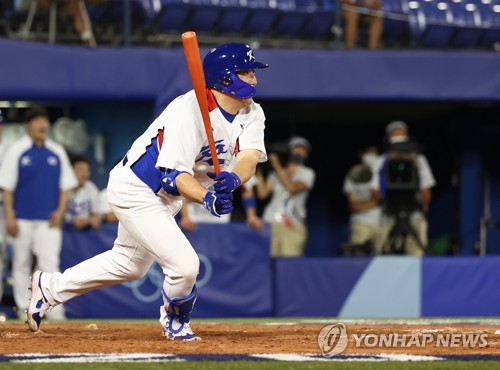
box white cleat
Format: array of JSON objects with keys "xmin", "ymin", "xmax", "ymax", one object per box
[
  {"xmin": 163, "ymin": 318, "xmax": 201, "ymax": 341},
  {"xmin": 27, "ymin": 271, "xmax": 52, "ymax": 332}
]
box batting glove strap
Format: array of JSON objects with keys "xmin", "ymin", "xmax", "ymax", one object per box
[
  {"xmin": 207, "ymin": 171, "xmax": 242, "ymax": 193},
  {"xmin": 161, "ymin": 169, "xmax": 184, "ymax": 196},
  {"xmin": 202, "ymin": 191, "xmax": 234, "ymax": 217}
]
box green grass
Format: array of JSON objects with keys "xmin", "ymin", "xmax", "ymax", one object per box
[{"xmin": 1, "ymin": 362, "xmax": 499, "ymax": 370}]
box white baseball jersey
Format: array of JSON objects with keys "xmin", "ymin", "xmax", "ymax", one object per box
[
  {"xmin": 0, "ymin": 136, "xmax": 77, "ymax": 219},
  {"xmin": 65, "ymin": 180, "xmax": 100, "ymax": 222},
  {"xmin": 116, "ymin": 89, "xmax": 267, "ymax": 196}
]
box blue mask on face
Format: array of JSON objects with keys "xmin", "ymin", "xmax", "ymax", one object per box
[{"xmin": 291, "ymin": 154, "xmax": 306, "ymax": 164}]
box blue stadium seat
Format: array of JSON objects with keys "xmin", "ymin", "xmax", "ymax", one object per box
[
  {"xmin": 409, "ymin": 0, "xmax": 455, "ymax": 47},
  {"xmin": 382, "ymin": 0, "xmax": 410, "ymax": 41},
  {"xmin": 475, "ymin": 1, "xmax": 500, "ymax": 47},
  {"xmin": 93, "ymin": 0, "xmax": 153, "ymax": 30},
  {"xmin": 152, "ymin": 0, "xmax": 194, "ymax": 32},
  {"xmin": 215, "ymin": 0, "xmax": 252, "ymax": 34},
  {"xmin": 184, "ymin": 0, "xmax": 224, "ymax": 34},
  {"xmin": 448, "ymin": 1, "xmax": 484, "ymax": 48},
  {"xmin": 244, "ymin": 0, "xmax": 281, "ymax": 36},
  {"xmin": 300, "ymin": 0, "xmax": 335, "ymax": 39},
  {"xmin": 273, "ymin": 9, "xmax": 312, "ymax": 37}
]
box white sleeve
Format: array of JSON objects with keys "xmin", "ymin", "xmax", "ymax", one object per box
[
  {"xmin": 56, "ymin": 145, "xmax": 78, "ymax": 191},
  {"xmin": 299, "ymin": 167, "xmax": 315, "ymax": 190},
  {"xmin": 156, "ymin": 108, "xmax": 204, "ymax": 176},
  {"xmin": 0, "ymin": 144, "xmax": 21, "ymax": 191},
  {"xmin": 238, "ymin": 104, "xmax": 267, "ymax": 162}
]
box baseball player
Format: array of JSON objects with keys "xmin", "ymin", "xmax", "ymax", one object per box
[
  {"xmin": 65, "ymin": 154, "xmax": 101, "ymax": 230},
  {"xmin": 26, "ymin": 43, "xmax": 269, "ymax": 341},
  {"xmin": 0, "ymin": 106, "xmax": 78, "ymax": 320}
]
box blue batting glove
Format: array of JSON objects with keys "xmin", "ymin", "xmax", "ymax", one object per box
[
  {"xmin": 207, "ymin": 171, "xmax": 242, "ymax": 193},
  {"xmin": 161, "ymin": 169, "xmax": 182, "ymax": 196},
  {"xmin": 202, "ymin": 191, "xmax": 234, "ymax": 217}
]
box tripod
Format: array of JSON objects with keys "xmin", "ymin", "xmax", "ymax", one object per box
[{"xmin": 382, "ymin": 210, "xmax": 426, "ymax": 255}]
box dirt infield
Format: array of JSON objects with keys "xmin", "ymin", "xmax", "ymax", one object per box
[{"xmin": 0, "ymin": 321, "xmax": 499, "ymax": 356}]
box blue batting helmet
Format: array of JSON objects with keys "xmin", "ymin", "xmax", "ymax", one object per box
[{"xmin": 203, "ymin": 43, "xmax": 268, "ymax": 99}]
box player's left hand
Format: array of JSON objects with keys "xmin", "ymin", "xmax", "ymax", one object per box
[
  {"xmin": 207, "ymin": 171, "xmax": 242, "ymax": 193},
  {"xmin": 202, "ymin": 191, "xmax": 234, "ymax": 217}
]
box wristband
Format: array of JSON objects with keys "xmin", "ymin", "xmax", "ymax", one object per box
[{"xmin": 242, "ymin": 196, "xmax": 257, "ymax": 210}]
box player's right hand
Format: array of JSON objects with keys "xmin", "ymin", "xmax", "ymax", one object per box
[{"xmin": 202, "ymin": 191, "xmax": 234, "ymax": 217}]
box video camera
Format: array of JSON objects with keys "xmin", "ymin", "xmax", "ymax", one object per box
[{"xmin": 382, "ymin": 141, "xmax": 421, "ymax": 216}]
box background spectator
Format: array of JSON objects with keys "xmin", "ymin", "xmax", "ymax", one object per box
[
  {"xmin": 65, "ymin": 154, "xmax": 101, "ymax": 230},
  {"xmin": 256, "ymin": 136, "xmax": 315, "ymax": 257},
  {"xmin": 376, "ymin": 121, "xmax": 436, "ymax": 255},
  {"xmin": 0, "ymin": 105, "xmax": 77, "ymax": 320},
  {"xmin": 341, "ymin": 0, "xmax": 383, "ymax": 49},
  {"xmin": 342, "ymin": 145, "xmax": 382, "ymax": 256}
]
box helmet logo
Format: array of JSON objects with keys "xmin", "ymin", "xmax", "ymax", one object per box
[{"xmin": 246, "ymin": 50, "xmax": 255, "ymax": 62}]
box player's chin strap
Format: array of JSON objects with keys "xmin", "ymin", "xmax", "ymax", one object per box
[{"xmin": 162, "ymin": 285, "xmax": 198, "ymax": 327}]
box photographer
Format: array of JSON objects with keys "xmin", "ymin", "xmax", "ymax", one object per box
[
  {"xmin": 255, "ymin": 137, "xmax": 316, "ymax": 257},
  {"xmin": 342, "ymin": 145, "xmax": 383, "ymax": 256},
  {"xmin": 376, "ymin": 121, "xmax": 436, "ymax": 256}
]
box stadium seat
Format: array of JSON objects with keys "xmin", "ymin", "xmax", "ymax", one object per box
[
  {"xmin": 272, "ymin": 10, "xmax": 311, "ymax": 37},
  {"xmin": 299, "ymin": 0, "xmax": 336, "ymax": 39},
  {"xmin": 409, "ymin": 0, "xmax": 455, "ymax": 48},
  {"xmin": 244, "ymin": 0, "xmax": 281, "ymax": 36},
  {"xmin": 448, "ymin": 1, "xmax": 484, "ymax": 48},
  {"xmin": 94, "ymin": 0, "xmax": 152, "ymax": 30},
  {"xmin": 381, "ymin": 0, "xmax": 410, "ymax": 42},
  {"xmin": 152, "ymin": 0, "xmax": 194, "ymax": 33},
  {"xmin": 184, "ymin": 0, "xmax": 224, "ymax": 34},
  {"xmin": 215, "ymin": 0, "xmax": 252, "ymax": 35},
  {"xmin": 475, "ymin": 1, "xmax": 500, "ymax": 47}
]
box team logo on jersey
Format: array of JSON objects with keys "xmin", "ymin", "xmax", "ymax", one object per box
[
  {"xmin": 47, "ymin": 156, "xmax": 59, "ymax": 166},
  {"xmin": 198, "ymin": 140, "xmax": 226, "ymax": 166},
  {"xmin": 20, "ymin": 156, "xmax": 32, "ymax": 167}
]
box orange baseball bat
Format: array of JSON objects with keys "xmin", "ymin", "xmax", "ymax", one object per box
[{"xmin": 182, "ymin": 31, "xmax": 221, "ymax": 175}]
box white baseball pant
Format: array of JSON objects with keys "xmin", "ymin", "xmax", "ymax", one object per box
[
  {"xmin": 12, "ymin": 219, "xmax": 63, "ymax": 316},
  {"xmin": 41, "ymin": 166, "xmax": 200, "ymax": 314}
]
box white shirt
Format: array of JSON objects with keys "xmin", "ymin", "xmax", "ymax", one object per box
[
  {"xmin": 65, "ymin": 181, "xmax": 100, "ymax": 222},
  {"xmin": 343, "ymin": 168, "xmax": 382, "ymax": 226},
  {"xmin": 262, "ymin": 165, "xmax": 315, "ymax": 226}
]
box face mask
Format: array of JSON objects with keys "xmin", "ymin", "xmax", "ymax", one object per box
[
  {"xmin": 291, "ymin": 154, "xmax": 306, "ymax": 164},
  {"xmin": 362, "ymin": 153, "xmax": 378, "ymax": 168},
  {"xmin": 389, "ymin": 135, "xmax": 409, "ymax": 144}
]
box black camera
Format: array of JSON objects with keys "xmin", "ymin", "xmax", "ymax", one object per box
[{"xmin": 383, "ymin": 145, "xmax": 421, "ymax": 216}]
